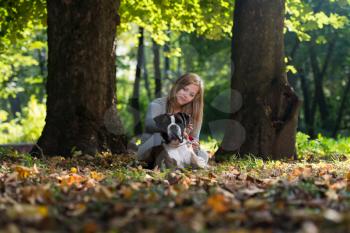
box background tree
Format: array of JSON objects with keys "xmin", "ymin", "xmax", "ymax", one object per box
[
  {"xmin": 285, "ymin": 0, "xmax": 350, "ymax": 137},
  {"xmin": 31, "ymin": 0, "xmax": 127, "ymax": 156},
  {"xmin": 216, "ymin": 0, "xmax": 301, "ymax": 160}
]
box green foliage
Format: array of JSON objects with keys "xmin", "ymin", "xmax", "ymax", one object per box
[
  {"xmin": 0, "ymin": 26, "xmax": 46, "ymax": 143},
  {"xmin": 285, "ymin": 0, "xmax": 349, "ymax": 41},
  {"xmin": 119, "ymin": 0, "xmax": 233, "ymax": 44},
  {"xmin": 0, "ymin": 0, "xmax": 46, "ymax": 50},
  {"xmin": 0, "ymin": 49, "xmax": 39, "ymax": 98},
  {"xmin": 296, "ymin": 132, "xmax": 350, "ymax": 160},
  {"xmin": 0, "ymin": 95, "xmax": 45, "ymax": 144}
]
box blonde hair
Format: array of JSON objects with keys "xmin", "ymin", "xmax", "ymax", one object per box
[{"xmin": 166, "ymin": 73, "xmax": 204, "ymax": 138}]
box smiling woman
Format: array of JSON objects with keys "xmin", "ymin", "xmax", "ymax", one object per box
[{"xmin": 137, "ymin": 73, "xmax": 208, "ymax": 165}]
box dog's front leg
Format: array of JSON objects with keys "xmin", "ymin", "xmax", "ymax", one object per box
[{"xmin": 190, "ymin": 151, "xmax": 207, "ymax": 169}]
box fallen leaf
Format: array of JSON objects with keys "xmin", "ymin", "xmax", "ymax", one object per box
[
  {"xmin": 207, "ymin": 193, "xmax": 231, "ymax": 213},
  {"xmin": 240, "ymin": 185, "xmax": 265, "ymax": 196},
  {"xmin": 325, "ymin": 189, "xmax": 338, "ymax": 201},
  {"xmin": 90, "ymin": 171, "xmax": 105, "ymax": 181},
  {"xmin": 6, "ymin": 204, "xmax": 48, "ymax": 221}
]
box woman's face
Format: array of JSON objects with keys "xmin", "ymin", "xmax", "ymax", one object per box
[{"xmin": 175, "ymin": 84, "xmax": 199, "ymax": 106}]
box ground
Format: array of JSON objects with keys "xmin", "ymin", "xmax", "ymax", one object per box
[{"xmin": 0, "ymin": 146, "xmax": 350, "ymax": 233}]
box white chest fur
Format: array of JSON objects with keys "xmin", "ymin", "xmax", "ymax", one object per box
[
  {"xmin": 162, "ymin": 143, "xmax": 192, "ymax": 168},
  {"xmin": 162, "ymin": 142, "xmax": 207, "ymax": 169}
]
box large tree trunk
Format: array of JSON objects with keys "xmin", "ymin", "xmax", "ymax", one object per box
[
  {"xmin": 152, "ymin": 40, "xmax": 162, "ymax": 98},
  {"xmin": 216, "ymin": 0, "xmax": 301, "ymax": 160},
  {"xmin": 31, "ymin": 0, "xmax": 127, "ymax": 157},
  {"xmin": 130, "ymin": 27, "xmax": 144, "ymax": 135}
]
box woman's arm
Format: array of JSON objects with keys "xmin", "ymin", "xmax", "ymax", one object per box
[
  {"xmin": 191, "ymin": 119, "xmax": 202, "ymax": 141},
  {"xmin": 144, "ymin": 101, "xmax": 164, "ymax": 133}
]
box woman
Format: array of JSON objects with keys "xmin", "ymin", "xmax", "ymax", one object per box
[{"xmin": 137, "ymin": 73, "xmax": 208, "ymax": 164}]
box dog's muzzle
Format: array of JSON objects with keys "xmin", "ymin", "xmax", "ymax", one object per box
[{"xmin": 167, "ymin": 115, "xmax": 183, "ymax": 142}]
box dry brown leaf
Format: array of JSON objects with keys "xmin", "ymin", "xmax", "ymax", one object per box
[{"xmin": 207, "ymin": 193, "xmax": 231, "ymax": 213}]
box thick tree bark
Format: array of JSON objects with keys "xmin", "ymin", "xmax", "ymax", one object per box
[
  {"xmin": 152, "ymin": 40, "xmax": 162, "ymax": 98},
  {"xmin": 130, "ymin": 27, "xmax": 144, "ymax": 135},
  {"xmin": 31, "ymin": 0, "xmax": 127, "ymax": 157},
  {"xmin": 216, "ymin": 0, "xmax": 301, "ymax": 160}
]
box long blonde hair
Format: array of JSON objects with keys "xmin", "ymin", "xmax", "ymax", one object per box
[{"xmin": 166, "ymin": 73, "xmax": 204, "ymax": 137}]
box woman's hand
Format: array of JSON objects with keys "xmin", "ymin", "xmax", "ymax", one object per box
[
  {"xmin": 185, "ymin": 123, "xmax": 193, "ymax": 134},
  {"xmin": 191, "ymin": 139, "xmax": 200, "ymax": 151}
]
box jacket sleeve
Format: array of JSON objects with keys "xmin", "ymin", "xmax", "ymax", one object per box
[
  {"xmin": 191, "ymin": 119, "xmax": 202, "ymax": 141},
  {"xmin": 144, "ymin": 101, "xmax": 163, "ymax": 133}
]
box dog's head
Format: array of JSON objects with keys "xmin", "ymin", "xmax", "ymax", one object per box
[{"xmin": 153, "ymin": 112, "xmax": 190, "ymax": 144}]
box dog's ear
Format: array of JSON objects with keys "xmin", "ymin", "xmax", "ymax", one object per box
[
  {"xmin": 153, "ymin": 114, "xmax": 169, "ymax": 131},
  {"xmin": 177, "ymin": 112, "xmax": 190, "ymax": 127}
]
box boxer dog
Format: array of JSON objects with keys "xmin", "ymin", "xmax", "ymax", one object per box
[{"xmin": 142, "ymin": 112, "xmax": 207, "ymax": 170}]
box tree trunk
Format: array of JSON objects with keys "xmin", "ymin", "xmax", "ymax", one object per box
[
  {"xmin": 37, "ymin": 48, "xmax": 46, "ymax": 77},
  {"xmin": 332, "ymin": 74, "xmax": 350, "ymax": 137},
  {"xmin": 31, "ymin": 0, "xmax": 127, "ymax": 157},
  {"xmin": 130, "ymin": 27, "xmax": 144, "ymax": 135},
  {"xmin": 299, "ymin": 70, "xmax": 314, "ymax": 137},
  {"xmin": 163, "ymin": 31, "xmax": 171, "ymax": 81},
  {"xmin": 6, "ymin": 74, "xmax": 21, "ymax": 117},
  {"xmin": 143, "ymin": 43, "xmax": 152, "ymax": 100},
  {"xmin": 287, "ymin": 37, "xmax": 300, "ymax": 89},
  {"xmin": 152, "ymin": 39, "xmax": 162, "ymax": 98},
  {"xmin": 177, "ymin": 56, "xmax": 182, "ymax": 77},
  {"xmin": 309, "ymin": 39, "xmax": 335, "ymax": 130},
  {"xmin": 9, "ymin": 95, "xmax": 21, "ymax": 117},
  {"xmin": 216, "ymin": 0, "xmax": 301, "ymax": 160}
]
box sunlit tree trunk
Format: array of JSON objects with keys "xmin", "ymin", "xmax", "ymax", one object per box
[
  {"xmin": 31, "ymin": 0, "xmax": 127, "ymax": 157},
  {"xmin": 216, "ymin": 0, "xmax": 301, "ymax": 160}
]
